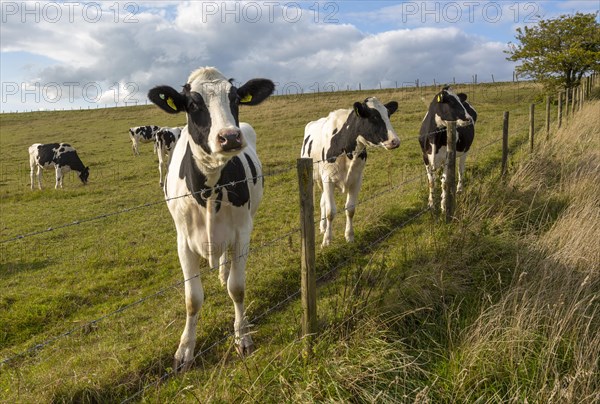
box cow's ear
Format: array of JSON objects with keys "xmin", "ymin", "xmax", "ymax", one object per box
[
  {"xmin": 436, "ymin": 93, "xmax": 444, "ymax": 103},
  {"xmin": 385, "ymin": 101, "xmax": 398, "ymax": 116},
  {"xmin": 353, "ymin": 102, "xmax": 369, "ymax": 118},
  {"xmin": 238, "ymin": 79, "xmax": 275, "ymax": 105},
  {"xmin": 457, "ymin": 93, "xmax": 468, "ymax": 103},
  {"xmin": 148, "ymin": 86, "xmax": 186, "ymax": 114}
]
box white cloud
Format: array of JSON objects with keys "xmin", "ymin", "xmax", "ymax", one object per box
[{"xmin": 0, "ymin": 0, "xmax": 519, "ymax": 111}]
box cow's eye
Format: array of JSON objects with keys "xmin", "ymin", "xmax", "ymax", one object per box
[
  {"xmin": 188, "ymin": 92, "xmax": 206, "ymax": 112},
  {"xmin": 188, "ymin": 101, "xmax": 202, "ymax": 112}
]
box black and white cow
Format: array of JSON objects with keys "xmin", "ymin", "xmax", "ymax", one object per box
[
  {"xmin": 128, "ymin": 125, "xmax": 161, "ymax": 155},
  {"xmin": 28, "ymin": 143, "xmax": 89, "ymax": 189},
  {"xmin": 155, "ymin": 126, "xmax": 183, "ymax": 186},
  {"xmin": 147, "ymin": 67, "xmax": 274, "ymax": 371},
  {"xmin": 301, "ymin": 97, "xmax": 400, "ymax": 247},
  {"xmin": 418, "ymin": 87, "xmax": 476, "ymax": 210}
]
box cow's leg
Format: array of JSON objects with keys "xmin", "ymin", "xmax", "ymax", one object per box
[
  {"xmin": 30, "ymin": 164, "xmax": 35, "ymax": 190},
  {"xmin": 440, "ymin": 165, "xmax": 447, "ymax": 213},
  {"xmin": 319, "ymin": 191, "xmax": 327, "ymax": 234},
  {"xmin": 228, "ymin": 235, "xmax": 253, "ymax": 355},
  {"xmin": 157, "ymin": 148, "xmax": 165, "ymax": 186},
  {"xmin": 132, "ymin": 138, "xmax": 139, "ymax": 156},
  {"xmin": 425, "ymin": 164, "xmax": 436, "ymax": 209},
  {"xmin": 55, "ymin": 166, "xmax": 63, "ymax": 189},
  {"xmin": 344, "ymin": 177, "xmax": 362, "ymax": 243},
  {"xmin": 36, "ymin": 166, "xmax": 43, "ymax": 190},
  {"xmin": 219, "ymin": 251, "xmax": 229, "ymax": 287},
  {"xmin": 321, "ymin": 180, "xmax": 336, "ymax": 247},
  {"xmin": 174, "ymin": 238, "xmax": 203, "ymax": 372},
  {"xmin": 457, "ymin": 152, "xmax": 467, "ymax": 192}
]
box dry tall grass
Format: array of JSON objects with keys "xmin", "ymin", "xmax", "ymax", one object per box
[{"xmin": 448, "ymin": 101, "xmax": 600, "ymax": 403}]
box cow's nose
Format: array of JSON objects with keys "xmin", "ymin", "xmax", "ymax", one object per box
[
  {"xmin": 217, "ymin": 129, "xmax": 243, "ymax": 151},
  {"xmin": 384, "ymin": 136, "xmax": 400, "ymax": 150}
]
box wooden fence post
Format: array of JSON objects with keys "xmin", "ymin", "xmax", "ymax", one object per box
[
  {"xmin": 502, "ymin": 111, "xmax": 509, "ymax": 177},
  {"xmin": 444, "ymin": 121, "xmax": 457, "ymax": 223},
  {"xmin": 297, "ymin": 158, "xmax": 317, "ymax": 355},
  {"xmin": 557, "ymin": 91, "xmax": 563, "ymax": 129},
  {"xmin": 545, "ymin": 96, "xmax": 551, "ymax": 140},
  {"xmin": 565, "ymin": 88, "xmax": 570, "ymax": 118},
  {"xmin": 587, "ymin": 76, "xmax": 592, "ymax": 99},
  {"xmin": 571, "ymin": 86, "xmax": 576, "ymax": 115},
  {"xmin": 529, "ymin": 103, "xmax": 535, "ymax": 152}
]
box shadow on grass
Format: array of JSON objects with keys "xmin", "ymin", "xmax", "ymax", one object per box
[{"xmin": 0, "ymin": 258, "xmax": 52, "ymax": 278}]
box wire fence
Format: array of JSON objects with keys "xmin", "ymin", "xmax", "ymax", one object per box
[
  {"xmin": 0, "ymin": 74, "xmax": 527, "ymax": 114},
  {"xmin": 1, "ymin": 81, "xmax": 591, "ymax": 401},
  {"xmin": 0, "ymin": 121, "xmax": 516, "ymax": 367},
  {"xmin": 0, "ymin": 119, "xmax": 467, "ymax": 245}
]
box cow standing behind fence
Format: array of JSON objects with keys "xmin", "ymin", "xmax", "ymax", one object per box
[
  {"xmin": 148, "ymin": 66, "xmax": 274, "ymax": 371},
  {"xmin": 418, "ymin": 87, "xmax": 475, "ymax": 211},
  {"xmin": 301, "ymin": 97, "xmax": 400, "ymax": 247}
]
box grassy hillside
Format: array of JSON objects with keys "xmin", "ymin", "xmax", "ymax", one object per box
[{"xmin": 2, "ymin": 81, "xmax": 596, "ymax": 402}]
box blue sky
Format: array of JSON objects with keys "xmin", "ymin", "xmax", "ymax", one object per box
[{"xmin": 1, "ymin": 1, "xmax": 598, "ymax": 112}]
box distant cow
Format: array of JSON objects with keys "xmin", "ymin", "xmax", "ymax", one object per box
[
  {"xmin": 128, "ymin": 125, "xmax": 160, "ymax": 155},
  {"xmin": 418, "ymin": 87, "xmax": 476, "ymax": 210},
  {"xmin": 155, "ymin": 127, "xmax": 183, "ymax": 186},
  {"xmin": 29, "ymin": 143, "xmax": 89, "ymax": 189},
  {"xmin": 148, "ymin": 66, "xmax": 274, "ymax": 371},
  {"xmin": 301, "ymin": 97, "xmax": 400, "ymax": 247}
]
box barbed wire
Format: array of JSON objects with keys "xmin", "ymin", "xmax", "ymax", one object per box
[
  {"xmin": 0, "ymin": 165, "xmax": 298, "ymax": 245},
  {"xmin": 2, "ymin": 100, "xmax": 513, "ymax": 247}
]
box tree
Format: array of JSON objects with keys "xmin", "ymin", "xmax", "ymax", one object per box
[{"xmin": 506, "ymin": 13, "xmax": 600, "ymax": 91}]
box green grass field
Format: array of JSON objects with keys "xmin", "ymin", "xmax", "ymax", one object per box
[{"xmin": 1, "ymin": 81, "xmax": 597, "ymax": 402}]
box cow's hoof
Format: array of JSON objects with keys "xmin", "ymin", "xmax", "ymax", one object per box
[
  {"xmin": 173, "ymin": 356, "xmax": 193, "ymax": 373},
  {"xmin": 235, "ymin": 341, "xmax": 255, "ymax": 357}
]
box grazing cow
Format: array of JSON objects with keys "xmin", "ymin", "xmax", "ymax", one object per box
[
  {"xmin": 155, "ymin": 126, "xmax": 183, "ymax": 186},
  {"xmin": 148, "ymin": 66, "xmax": 274, "ymax": 371},
  {"xmin": 418, "ymin": 87, "xmax": 476, "ymax": 211},
  {"xmin": 29, "ymin": 143, "xmax": 89, "ymax": 189},
  {"xmin": 128, "ymin": 125, "xmax": 160, "ymax": 155},
  {"xmin": 301, "ymin": 97, "xmax": 400, "ymax": 247}
]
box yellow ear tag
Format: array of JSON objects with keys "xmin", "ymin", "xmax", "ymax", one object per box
[
  {"xmin": 240, "ymin": 94, "xmax": 253, "ymax": 103},
  {"xmin": 437, "ymin": 94, "xmax": 442, "ymax": 103},
  {"xmin": 166, "ymin": 97, "xmax": 177, "ymax": 111}
]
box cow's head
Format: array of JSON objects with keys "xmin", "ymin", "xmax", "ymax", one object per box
[
  {"xmin": 79, "ymin": 167, "xmax": 89, "ymax": 184},
  {"xmin": 352, "ymin": 97, "xmax": 400, "ymax": 150},
  {"xmin": 431, "ymin": 87, "xmax": 472, "ymax": 128},
  {"xmin": 457, "ymin": 92, "xmax": 477, "ymax": 124},
  {"xmin": 148, "ymin": 67, "xmax": 274, "ymax": 158}
]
